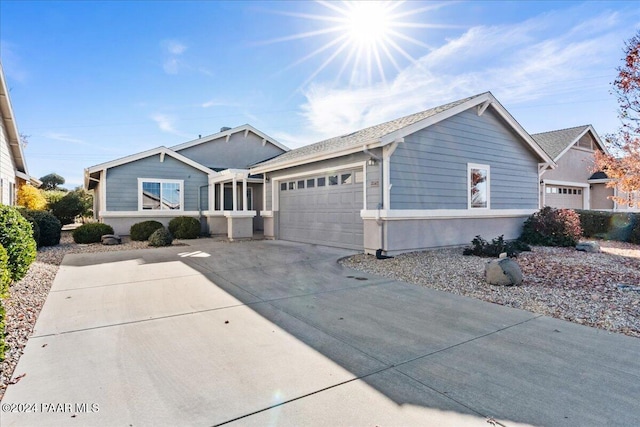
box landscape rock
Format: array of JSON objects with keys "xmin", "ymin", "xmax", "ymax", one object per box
[
  {"xmin": 101, "ymin": 234, "xmax": 122, "ymax": 245},
  {"xmin": 576, "ymin": 241, "xmax": 601, "ymax": 253},
  {"xmin": 484, "ymin": 258, "xmax": 523, "ymax": 286}
]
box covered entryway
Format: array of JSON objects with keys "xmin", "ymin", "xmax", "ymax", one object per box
[{"xmin": 278, "ymin": 169, "xmax": 364, "ymax": 250}]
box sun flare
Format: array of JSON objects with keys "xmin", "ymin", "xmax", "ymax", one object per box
[
  {"xmin": 344, "ymin": 1, "xmax": 391, "ymax": 46},
  {"xmin": 264, "ymin": 1, "xmax": 452, "ymax": 89}
]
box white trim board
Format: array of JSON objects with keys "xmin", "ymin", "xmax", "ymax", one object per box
[
  {"xmin": 100, "ymin": 210, "xmax": 201, "ymax": 218},
  {"xmin": 543, "ymin": 180, "xmax": 589, "ymax": 188},
  {"xmin": 86, "ymin": 146, "xmax": 216, "ymax": 176},
  {"xmin": 361, "ymin": 209, "xmax": 536, "ymax": 220},
  {"xmin": 170, "ymin": 124, "xmax": 289, "ymax": 153}
]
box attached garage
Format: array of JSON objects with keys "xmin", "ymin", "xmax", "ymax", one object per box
[
  {"xmin": 278, "ymin": 168, "xmax": 364, "ymax": 250},
  {"xmin": 545, "ymin": 185, "xmax": 585, "ymax": 209}
]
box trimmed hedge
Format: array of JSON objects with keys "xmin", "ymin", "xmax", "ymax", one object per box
[
  {"xmin": 0, "ymin": 205, "xmax": 37, "ymax": 282},
  {"xmin": 168, "ymin": 216, "xmax": 200, "ymax": 239},
  {"xmin": 148, "ymin": 227, "xmax": 173, "ymax": 247},
  {"xmin": 575, "ymin": 210, "xmax": 640, "ymax": 243},
  {"xmin": 130, "ymin": 220, "xmax": 164, "ymax": 241},
  {"xmin": 0, "ymin": 245, "xmax": 11, "ymax": 298},
  {"xmin": 520, "ymin": 207, "xmax": 583, "ymax": 247},
  {"xmin": 72, "ymin": 223, "xmax": 114, "ymax": 244},
  {"xmin": 21, "ymin": 210, "xmax": 61, "ymax": 247}
]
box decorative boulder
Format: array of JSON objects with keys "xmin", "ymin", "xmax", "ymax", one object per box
[
  {"xmin": 101, "ymin": 234, "xmax": 122, "ymax": 245},
  {"xmin": 576, "ymin": 241, "xmax": 600, "ymax": 253},
  {"xmin": 485, "ymin": 258, "xmax": 523, "ymax": 286}
]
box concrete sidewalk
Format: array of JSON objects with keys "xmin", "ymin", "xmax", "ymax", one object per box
[{"xmin": 1, "ymin": 239, "xmax": 639, "ymax": 426}]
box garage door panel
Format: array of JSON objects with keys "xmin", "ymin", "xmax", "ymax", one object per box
[
  {"xmin": 545, "ymin": 185, "xmax": 584, "ymax": 210},
  {"xmin": 279, "ymin": 172, "xmax": 364, "ymax": 250}
]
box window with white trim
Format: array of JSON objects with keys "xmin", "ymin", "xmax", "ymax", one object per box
[
  {"xmin": 139, "ymin": 179, "xmax": 183, "ymax": 210},
  {"xmin": 468, "ymin": 163, "xmax": 490, "ymax": 209}
]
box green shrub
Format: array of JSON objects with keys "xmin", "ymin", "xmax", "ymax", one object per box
[
  {"xmin": 631, "ymin": 221, "xmax": 640, "ymax": 245},
  {"xmin": 50, "ymin": 191, "xmax": 86, "ymax": 225},
  {"xmin": 168, "ymin": 216, "xmax": 200, "ymax": 239},
  {"xmin": 72, "ymin": 223, "xmax": 114, "ymax": 244},
  {"xmin": 21, "ymin": 210, "xmax": 61, "ymax": 247},
  {"xmin": 575, "ymin": 210, "xmax": 612, "ymax": 238},
  {"xmin": 0, "ymin": 299, "xmax": 5, "ymax": 362},
  {"xmin": 463, "ymin": 235, "xmax": 531, "ymax": 258},
  {"xmin": 0, "ymin": 245, "xmax": 11, "ymax": 298},
  {"xmin": 148, "ymin": 227, "xmax": 173, "ymax": 247},
  {"xmin": 17, "ymin": 208, "xmax": 40, "ymax": 247},
  {"xmin": 0, "ymin": 205, "xmax": 37, "ymax": 282},
  {"xmin": 576, "ymin": 210, "xmax": 639, "ymax": 242},
  {"xmin": 520, "ymin": 207, "xmax": 583, "ymax": 247},
  {"xmin": 130, "ymin": 220, "xmax": 164, "ymax": 241}
]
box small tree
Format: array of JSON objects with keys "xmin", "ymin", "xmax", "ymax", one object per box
[
  {"xmin": 16, "ymin": 185, "xmax": 47, "ymax": 210},
  {"xmin": 39, "ymin": 173, "xmax": 66, "ymax": 191},
  {"xmin": 73, "ymin": 187, "xmax": 93, "ymax": 220},
  {"xmin": 594, "ymin": 31, "xmax": 640, "ymax": 207},
  {"xmin": 50, "ymin": 191, "xmax": 85, "ymax": 225}
]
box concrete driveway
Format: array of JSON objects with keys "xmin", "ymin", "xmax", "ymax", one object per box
[{"xmin": 1, "ymin": 239, "xmax": 639, "ymax": 426}]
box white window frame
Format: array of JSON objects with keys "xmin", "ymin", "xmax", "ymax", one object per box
[
  {"xmin": 138, "ymin": 178, "xmax": 184, "ymax": 211},
  {"xmin": 467, "ymin": 163, "xmax": 490, "ymax": 209}
]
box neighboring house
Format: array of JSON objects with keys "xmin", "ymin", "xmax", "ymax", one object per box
[
  {"xmin": 84, "ymin": 125, "xmax": 288, "ymax": 236},
  {"xmin": 86, "ymin": 92, "xmax": 557, "ymax": 254},
  {"xmin": 0, "ymin": 61, "xmax": 39, "ymax": 205},
  {"xmin": 251, "ymin": 92, "xmax": 555, "ymax": 254},
  {"xmin": 587, "ymin": 171, "xmax": 640, "ymax": 212},
  {"xmin": 532, "ymin": 125, "xmax": 638, "ymax": 212}
]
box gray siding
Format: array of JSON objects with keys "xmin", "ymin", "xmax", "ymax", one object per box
[
  {"xmin": 390, "ymin": 108, "xmax": 539, "ymax": 210},
  {"xmin": 106, "ymin": 154, "xmax": 209, "ymax": 211},
  {"xmin": 177, "ymin": 132, "xmax": 285, "ymax": 170}
]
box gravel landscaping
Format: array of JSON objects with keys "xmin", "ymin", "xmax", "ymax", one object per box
[{"xmin": 341, "ymin": 240, "xmax": 640, "ymax": 339}]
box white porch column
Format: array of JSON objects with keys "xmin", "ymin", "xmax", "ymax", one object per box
[
  {"xmin": 218, "ymin": 183, "xmax": 224, "ymax": 211},
  {"xmin": 232, "ymin": 177, "xmax": 238, "ymax": 211},
  {"xmin": 242, "ymin": 177, "xmax": 248, "ymax": 211}
]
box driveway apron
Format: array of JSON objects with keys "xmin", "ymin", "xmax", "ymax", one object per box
[{"xmin": 1, "ymin": 239, "xmax": 639, "ymax": 427}]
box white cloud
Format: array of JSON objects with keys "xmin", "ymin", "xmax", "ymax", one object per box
[
  {"xmin": 298, "ymin": 8, "xmax": 628, "ymax": 140},
  {"xmin": 167, "ymin": 41, "xmax": 187, "ymax": 55},
  {"xmin": 43, "ymin": 132, "xmax": 86, "ymax": 145},
  {"xmin": 162, "ymin": 39, "xmax": 187, "ymax": 74},
  {"xmin": 151, "ymin": 113, "xmax": 190, "ymax": 138}
]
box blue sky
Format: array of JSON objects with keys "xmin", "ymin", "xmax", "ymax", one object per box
[{"xmin": 1, "ymin": 1, "xmax": 639, "ymax": 189}]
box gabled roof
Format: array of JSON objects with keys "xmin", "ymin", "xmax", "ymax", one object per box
[
  {"xmin": 84, "ymin": 146, "xmax": 216, "ymax": 190},
  {"xmin": 171, "ymin": 124, "xmax": 289, "ymax": 153},
  {"xmin": 531, "ymin": 124, "xmax": 607, "ymax": 161},
  {"xmin": 251, "ymin": 92, "xmax": 554, "ymax": 173},
  {"xmin": 588, "ymin": 171, "xmax": 609, "ymax": 180},
  {"xmin": 0, "ymin": 61, "xmax": 28, "ymax": 176}
]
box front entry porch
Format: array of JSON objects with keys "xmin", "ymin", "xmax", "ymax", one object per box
[{"xmin": 205, "ymin": 169, "xmax": 263, "ymax": 241}]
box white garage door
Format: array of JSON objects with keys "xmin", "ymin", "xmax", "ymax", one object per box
[
  {"xmin": 545, "ymin": 185, "xmax": 584, "ymax": 209},
  {"xmin": 278, "ymin": 169, "xmax": 364, "ymax": 250}
]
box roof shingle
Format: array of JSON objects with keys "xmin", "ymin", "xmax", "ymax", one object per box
[{"xmin": 531, "ymin": 125, "xmax": 590, "ymax": 160}]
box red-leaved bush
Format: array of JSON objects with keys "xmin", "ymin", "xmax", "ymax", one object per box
[{"xmin": 520, "ymin": 207, "xmax": 583, "ymax": 247}]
